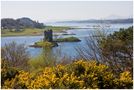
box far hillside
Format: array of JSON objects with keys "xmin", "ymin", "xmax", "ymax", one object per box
[
  {"xmin": 1, "ymin": 17, "xmax": 72, "ymax": 37},
  {"xmin": 1, "ymin": 17, "xmax": 44, "ymax": 31}
]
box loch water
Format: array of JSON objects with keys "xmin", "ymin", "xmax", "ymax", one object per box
[{"xmin": 1, "ymin": 22, "xmax": 132, "ymax": 59}]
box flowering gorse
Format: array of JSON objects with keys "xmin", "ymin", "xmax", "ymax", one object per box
[{"xmin": 2, "ymin": 60, "xmax": 133, "ymax": 89}]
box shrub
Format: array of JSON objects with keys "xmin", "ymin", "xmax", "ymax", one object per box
[
  {"xmin": 1, "ymin": 60, "xmax": 19, "ymax": 86},
  {"xmin": 28, "ymin": 53, "xmax": 56, "ymax": 72},
  {"xmin": 76, "ymin": 26, "xmax": 133, "ymax": 74},
  {"xmin": 100, "ymin": 26, "xmax": 133, "ymax": 73},
  {"xmin": 2, "ymin": 60, "xmax": 133, "ymax": 89},
  {"xmin": 28, "ymin": 48, "xmax": 59, "ymax": 72},
  {"xmin": 1, "ymin": 42, "xmax": 29, "ymax": 70}
]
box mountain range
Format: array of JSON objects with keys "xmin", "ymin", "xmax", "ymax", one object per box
[{"xmin": 56, "ymin": 18, "xmax": 133, "ymax": 24}]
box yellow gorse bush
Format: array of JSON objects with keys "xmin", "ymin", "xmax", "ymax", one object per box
[{"xmin": 2, "ymin": 60, "xmax": 133, "ymax": 89}]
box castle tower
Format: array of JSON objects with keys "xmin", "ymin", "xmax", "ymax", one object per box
[{"xmin": 44, "ymin": 29, "xmax": 53, "ymax": 42}]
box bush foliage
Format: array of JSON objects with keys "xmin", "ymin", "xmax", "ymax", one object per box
[
  {"xmin": 76, "ymin": 26, "xmax": 133, "ymax": 74},
  {"xmin": 100, "ymin": 26, "xmax": 133, "ymax": 73},
  {"xmin": 2, "ymin": 60, "xmax": 133, "ymax": 89}
]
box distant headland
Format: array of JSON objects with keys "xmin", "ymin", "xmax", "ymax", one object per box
[{"xmin": 56, "ymin": 18, "xmax": 133, "ymax": 24}]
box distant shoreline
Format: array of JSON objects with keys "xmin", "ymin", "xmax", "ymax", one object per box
[
  {"xmin": 1, "ymin": 26, "xmax": 74, "ymax": 37},
  {"xmin": 54, "ymin": 18, "xmax": 133, "ymax": 24},
  {"xmin": 2, "ymin": 26, "xmax": 99, "ymax": 37}
]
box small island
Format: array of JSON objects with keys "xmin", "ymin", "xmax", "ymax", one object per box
[
  {"xmin": 29, "ymin": 41, "xmax": 58, "ymax": 48},
  {"xmin": 55, "ymin": 36, "xmax": 81, "ymax": 42},
  {"xmin": 30, "ymin": 29, "xmax": 81, "ymax": 48}
]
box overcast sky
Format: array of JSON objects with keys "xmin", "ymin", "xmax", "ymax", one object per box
[{"xmin": 1, "ymin": 1, "xmax": 133, "ymax": 22}]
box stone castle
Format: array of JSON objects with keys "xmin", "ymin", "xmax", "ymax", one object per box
[{"xmin": 44, "ymin": 29, "xmax": 53, "ymax": 42}]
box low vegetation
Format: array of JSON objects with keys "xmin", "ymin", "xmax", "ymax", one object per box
[
  {"xmin": 55, "ymin": 37, "xmax": 81, "ymax": 42},
  {"xmin": 2, "ymin": 60, "xmax": 132, "ymax": 89},
  {"xmin": 30, "ymin": 41, "xmax": 58, "ymax": 48}
]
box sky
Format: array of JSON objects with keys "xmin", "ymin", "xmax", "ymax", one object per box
[{"xmin": 1, "ymin": 1, "xmax": 133, "ymax": 22}]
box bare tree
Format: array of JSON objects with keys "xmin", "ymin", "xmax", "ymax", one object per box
[
  {"xmin": 76, "ymin": 23, "xmax": 109, "ymax": 61},
  {"xmin": 1, "ymin": 42, "xmax": 29, "ymax": 69}
]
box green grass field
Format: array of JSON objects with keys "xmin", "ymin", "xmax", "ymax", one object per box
[{"xmin": 1, "ymin": 26, "xmax": 72, "ymax": 37}]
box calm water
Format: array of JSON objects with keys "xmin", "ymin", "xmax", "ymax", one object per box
[{"xmin": 1, "ymin": 22, "xmax": 132, "ymax": 59}]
